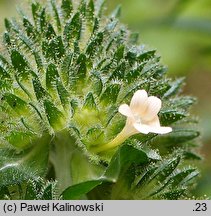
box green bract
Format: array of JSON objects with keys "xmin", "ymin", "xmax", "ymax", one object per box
[{"xmin": 0, "ymin": 0, "xmax": 201, "ymax": 199}]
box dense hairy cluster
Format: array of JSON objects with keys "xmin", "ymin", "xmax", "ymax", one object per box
[{"xmin": 0, "ymin": 0, "xmax": 201, "ymax": 199}]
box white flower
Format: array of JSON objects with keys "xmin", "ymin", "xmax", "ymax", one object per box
[
  {"xmin": 92, "ymin": 90, "xmax": 172, "ymax": 153},
  {"xmin": 118, "ymin": 89, "xmax": 172, "ymax": 135}
]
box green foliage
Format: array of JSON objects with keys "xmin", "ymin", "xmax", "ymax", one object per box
[
  {"xmin": 0, "ymin": 178, "xmax": 59, "ymax": 200},
  {"xmin": 0, "ymin": 0, "xmax": 202, "ymax": 200}
]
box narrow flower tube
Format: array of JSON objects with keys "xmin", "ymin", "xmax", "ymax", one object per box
[{"xmin": 93, "ymin": 90, "xmax": 172, "ymax": 153}]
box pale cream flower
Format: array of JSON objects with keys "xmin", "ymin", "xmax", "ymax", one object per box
[
  {"xmin": 118, "ymin": 89, "xmax": 172, "ymax": 135},
  {"xmin": 92, "ymin": 90, "xmax": 172, "ymax": 153}
]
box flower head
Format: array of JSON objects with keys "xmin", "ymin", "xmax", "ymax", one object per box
[{"xmin": 119, "ymin": 90, "xmax": 172, "ymax": 135}]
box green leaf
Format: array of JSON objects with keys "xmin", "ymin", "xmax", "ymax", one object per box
[
  {"xmin": 61, "ymin": 180, "xmax": 103, "ymax": 200},
  {"xmin": 111, "ymin": 5, "xmax": 121, "ymax": 18},
  {"xmin": 169, "ymin": 168, "xmax": 197, "ymax": 188},
  {"xmin": 161, "ymin": 189, "xmax": 186, "ymax": 200},
  {"xmin": 23, "ymin": 17, "xmax": 37, "ymax": 39},
  {"xmin": 32, "ymin": 77, "xmax": 49, "ymax": 101},
  {"xmin": 31, "ymin": 2, "xmax": 41, "ymax": 26},
  {"xmin": 3, "ymin": 32, "xmax": 11, "ymax": 46},
  {"xmin": 41, "ymin": 182, "xmax": 55, "ymax": 200},
  {"xmin": 95, "ymin": 0, "xmax": 105, "ymax": 17},
  {"xmin": 76, "ymin": 53, "xmax": 87, "ymax": 80},
  {"xmin": 78, "ymin": 0, "xmax": 86, "ymax": 17},
  {"xmin": 86, "ymin": 32, "xmax": 103, "ymax": 57},
  {"xmin": 43, "ymin": 36, "xmax": 65, "ymax": 61},
  {"xmin": 183, "ymin": 151, "xmax": 202, "ymax": 160},
  {"xmin": 105, "ymin": 145, "xmax": 150, "ymax": 181},
  {"xmin": 6, "ymin": 131, "xmax": 35, "ymax": 149},
  {"xmin": 129, "ymin": 32, "xmax": 139, "ymax": 44},
  {"xmin": 61, "ymin": 0, "xmax": 73, "ymax": 19},
  {"xmin": 154, "ymin": 157, "xmax": 180, "ymax": 182},
  {"xmin": 171, "ymin": 96, "xmax": 196, "ymax": 110},
  {"xmin": 100, "ymin": 83, "xmax": 121, "ymax": 104},
  {"xmin": 70, "ymin": 150, "xmax": 105, "ymax": 185},
  {"xmin": 133, "ymin": 157, "xmax": 181, "ymax": 199},
  {"xmin": 138, "ymin": 50, "xmax": 156, "ymax": 62},
  {"xmin": 86, "ymin": 0, "xmax": 95, "ymax": 23},
  {"xmin": 159, "ymin": 110, "xmax": 186, "ymax": 125},
  {"xmin": 159, "ymin": 129, "xmax": 200, "ymax": 146},
  {"xmin": 3, "ymin": 93, "xmax": 30, "ymax": 116},
  {"xmin": 24, "ymin": 179, "xmax": 42, "ymax": 200},
  {"xmin": 40, "ymin": 8, "xmax": 47, "ymax": 32},
  {"xmin": 0, "ymin": 134, "xmax": 50, "ymax": 187},
  {"xmin": 24, "ymin": 179, "xmax": 58, "ymax": 200},
  {"xmin": 124, "ymin": 64, "xmax": 145, "ymax": 83},
  {"xmin": 50, "ymin": 0, "xmax": 62, "ymax": 32},
  {"xmin": 56, "ymin": 80, "xmax": 70, "ymax": 109},
  {"xmin": 164, "ymin": 78, "xmax": 185, "ymax": 98},
  {"xmin": 83, "ymin": 92, "xmax": 97, "ymax": 109},
  {"xmin": 0, "ymin": 66, "xmax": 12, "ymax": 90},
  {"xmin": 45, "ymin": 23, "xmax": 56, "ymax": 39},
  {"xmin": 114, "ymin": 45, "xmax": 125, "ymax": 62},
  {"xmin": 4, "ymin": 18, "xmax": 12, "ymax": 32},
  {"xmin": 109, "ymin": 62, "xmax": 126, "ymax": 81},
  {"xmin": 46, "ymin": 63, "xmax": 59, "ymax": 93},
  {"xmin": 43, "ymin": 100, "xmax": 66, "ymax": 130},
  {"xmin": 61, "ymin": 53, "xmax": 72, "ymax": 84},
  {"xmin": 64, "ymin": 12, "xmax": 82, "ymax": 43},
  {"xmin": 11, "ymin": 50, "xmax": 30, "ymax": 79}
]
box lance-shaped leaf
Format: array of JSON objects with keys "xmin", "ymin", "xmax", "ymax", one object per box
[
  {"xmin": 3, "ymin": 93, "xmax": 30, "ymax": 116},
  {"xmin": 44, "ymin": 100, "xmax": 66, "ymax": 130},
  {"xmin": 129, "ymin": 32, "xmax": 139, "ymax": 44},
  {"xmin": 157, "ymin": 129, "xmax": 200, "ymax": 146},
  {"xmin": 109, "ymin": 62, "xmax": 126, "ymax": 81},
  {"xmin": 11, "ymin": 50, "xmax": 30, "ymax": 79},
  {"xmin": 86, "ymin": 32, "xmax": 103, "ymax": 57},
  {"xmin": 43, "ymin": 36, "xmax": 65, "ymax": 61},
  {"xmin": 45, "ymin": 23, "xmax": 56, "ymax": 39},
  {"xmin": 76, "ymin": 53, "xmax": 87, "ymax": 80},
  {"xmin": 61, "ymin": 180, "xmax": 103, "ymax": 200},
  {"xmin": 25, "ymin": 179, "xmax": 58, "ymax": 200},
  {"xmin": 46, "ymin": 63, "xmax": 59, "ymax": 93},
  {"xmin": 105, "ymin": 145, "xmax": 154, "ymax": 182},
  {"xmin": 61, "ymin": 0, "xmax": 73, "ymax": 19},
  {"xmin": 23, "ymin": 17, "xmax": 37, "ymax": 39},
  {"xmin": 32, "ymin": 77, "xmax": 49, "ymax": 101},
  {"xmin": 114, "ymin": 45, "xmax": 125, "ymax": 62},
  {"xmin": 50, "ymin": 0, "xmax": 62, "ymax": 32},
  {"xmin": 6, "ymin": 131, "xmax": 36, "ymax": 149},
  {"xmin": 0, "ymin": 66, "xmax": 12, "ymax": 90},
  {"xmin": 100, "ymin": 83, "xmax": 121, "ymax": 104},
  {"xmin": 56, "ymin": 80, "xmax": 70, "ymax": 109},
  {"xmin": 83, "ymin": 92, "xmax": 97, "ymax": 110},
  {"xmin": 164, "ymin": 78, "xmax": 185, "ymax": 98},
  {"xmin": 138, "ymin": 50, "xmax": 156, "ymax": 62},
  {"xmin": 159, "ymin": 110, "xmax": 187, "ymax": 125},
  {"xmin": 64, "ymin": 12, "xmax": 82, "ymax": 43},
  {"xmin": 86, "ymin": 0, "xmax": 95, "ymax": 24}
]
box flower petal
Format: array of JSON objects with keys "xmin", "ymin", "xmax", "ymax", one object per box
[
  {"xmin": 133, "ymin": 123, "xmax": 150, "ymax": 134},
  {"xmin": 148, "ymin": 126, "xmax": 172, "ymax": 134},
  {"xmin": 118, "ymin": 104, "xmax": 133, "ymax": 118},
  {"xmin": 147, "ymin": 116, "xmax": 160, "ymax": 127},
  {"xmin": 130, "ymin": 90, "xmax": 148, "ymax": 115},
  {"xmin": 143, "ymin": 96, "xmax": 161, "ymax": 121}
]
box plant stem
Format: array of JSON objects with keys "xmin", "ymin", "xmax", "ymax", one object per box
[{"xmin": 50, "ymin": 130, "xmax": 75, "ymax": 193}]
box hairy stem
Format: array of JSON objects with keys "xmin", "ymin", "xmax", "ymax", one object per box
[{"xmin": 50, "ymin": 130, "xmax": 75, "ymax": 192}]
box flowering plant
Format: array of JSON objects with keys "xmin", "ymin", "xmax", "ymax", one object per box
[{"xmin": 0, "ymin": 0, "xmax": 201, "ymax": 200}]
